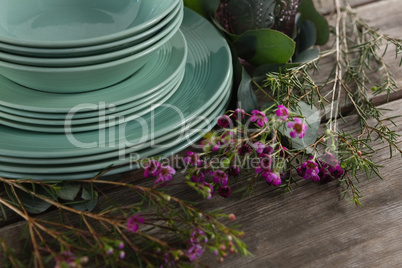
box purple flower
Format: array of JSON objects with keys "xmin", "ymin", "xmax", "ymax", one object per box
[
  {"xmin": 297, "ymin": 160, "xmax": 320, "ymax": 182},
  {"xmin": 318, "ymin": 165, "xmax": 333, "ymax": 183},
  {"xmin": 232, "ymin": 108, "xmax": 245, "ymax": 120},
  {"xmin": 262, "ymin": 145, "xmax": 274, "ymax": 155},
  {"xmin": 212, "ymin": 170, "xmax": 228, "ymax": 185},
  {"xmin": 328, "ymin": 164, "xmax": 344, "ymax": 179},
  {"xmin": 287, "ymin": 118, "xmax": 307, "ymax": 138},
  {"xmin": 119, "ymin": 251, "xmax": 125, "ymax": 260},
  {"xmin": 250, "ymin": 110, "xmax": 268, "ymax": 127},
  {"xmin": 54, "ymin": 251, "xmax": 77, "ymax": 266},
  {"xmin": 186, "ymin": 244, "xmax": 203, "ymax": 262},
  {"xmin": 154, "ymin": 165, "xmax": 175, "ymax": 186},
  {"xmin": 255, "ymin": 154, "xmax": 272, "ymax": 174},
  {"xmin": 117, "ymin": 241, "xmax": 124, "ymax": 250},
  {"xmin": 190, "ymin": 170, "xmax": 205, "ymax": 183},
  {"xmin": 144, "ymin": 160, "xmax": 161, "ymax": 178},
  {"xmin": 237, "ymin": 144, "xmax": 252, "ymax": 156},
  {"xmin": 276, "ymin": 105, "xmax": 289, "ymax": 121},
  {"xmin": 127, "ymin": 214, "xmax": 144, "ymax": 233},
  {"xmin": 184, "ymin": 151, "xmax": 199, "ymax": 166},
  {"xmin": 212, "ymin": 141, "xmax": 221, "ymax": 151},
  {"xmin": 218, "ymin": 114, "xmax": 231, "ymax": 128},
  {"xmin": 227, "ymin": 165, "xmax": 240, "ymax": 177},
  {"xmin": 262, "ymin": 172, "xmax": 281, "ymax": 186},
  {"xmin": 189, "ymin": 228, "xmax": 207, "ymax": 244},
  {"xmin": 199, "ymin": 181, "xmax": 214, "ymax": 199},
  {"xmin": 218, "ymin": 185, "xmax": 232, "ymax": 198},
  {"xmin": 253, "ymin": 142, "xmax": 265, "ymax": 154},
  {"xmin": 106, "ymin": 247, "xmax": 114, "ymax": 255}
]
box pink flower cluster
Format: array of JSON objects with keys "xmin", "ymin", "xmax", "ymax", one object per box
[
  {"xmin": 297, "ymin": 153, "xmax": 344, "ymax": 182},
  {"xmin": 144, "ymin": 160, "xmax": 176, "ymax": 186},
  {"xmin": 184, "ymin": 150, "xmax": 241, "ymax": 198}
]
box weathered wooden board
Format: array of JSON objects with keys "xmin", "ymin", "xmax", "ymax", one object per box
[{"xmin": 316, "ymin": 0, "xmax": 381, "ymax": 14}]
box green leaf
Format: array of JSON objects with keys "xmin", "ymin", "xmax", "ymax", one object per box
[
  {"xmin": 5, "ymin": 184, "xmax": 56, "ymax": 214},
  {"xmin": 234, "ymin": 29, "xmax": 295, "ymax": 66},
  {"xmin": 69, "ymin": 198, "xmax": 98, "ymax": 212},
  {"xmin": 68, "ymin": 184, "xmax": 98, "ymax": 212},
  {"xmin": 237, "ymin": 65, "xmax": 258, "ymax": 113},
  {"xmin": 299, "ymin": 0, "xmax": 329, "ymax": 45},
  {"xmin": 294, "ymin": 47, "xmax": 319, "ymax": 63},
  {"xmin": 55, "ymin": 182, "xmax": 81, "ymax": 201},
  {"xmin": 297, "ymin": 20, "xmax": 317, "ymax": 53},
  {"xmin": 280, "ymin": 101, "xmax": 320, "ymax": 150}
]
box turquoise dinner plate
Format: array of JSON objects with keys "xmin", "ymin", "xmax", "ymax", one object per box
[
  {"xmin": 0, "ymin": 4, "xmax": 183, "ymax": 67},
  {"xmin": 0, "ymin": 68, "xmax": 183, "ymax": 120},
  {"xmin": 0, "ymin": 1, "xmax": 182, "ymax": 58},
  {"xmin": 0, "ymin": 70, "xmax": 184, "ymax": 131},
  {"xmin": 0, "ymin": 102, "xmax": 227, "ymax": 181},
  {"xmin": 0, "ymin": 31, "xmax": 187, "ymax": 115},
  {"xmin": 0, "ymin": 68, "xmax": 232, "ymax": 166},
  {"xmin": 0, "ymin": 0, "xmax": 179, "ymax": 48},
  {"xmin": 0, "ymin": 73, "xmax": 182, "ymax": 133},
  {"xmin": 0, "ymin": 8, "xmax": 232, "ymax": 159},
  {"xmin": 0, "ymin": 77, "xmax": 231, "ymax": 175}
]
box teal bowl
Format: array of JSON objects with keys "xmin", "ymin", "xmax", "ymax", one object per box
[
  {"xmin": 0, "ymin": 1, "xmax": 181, "ymax": 58},
  {"xmin": 0, "ymin": 29, "xmax": 183, "ymax": 93},
  {"xmin": 0, "ymin": 0, "xmax": 179, "ymax": 48},
  {"xmin": 0, "ymin": 6, "xmax": 183, "ymax": 67}
]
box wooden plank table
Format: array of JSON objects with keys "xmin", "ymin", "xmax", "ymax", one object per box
[{"xmin": 1, "ymin": 0, "xmax": 402, "ymax": 267}]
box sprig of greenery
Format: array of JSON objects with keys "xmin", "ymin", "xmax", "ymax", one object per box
[
  {"xmin": 0, "ymin": 175, "xmax": 249, "ymax": 267},
  {"xmin": 252, "ymin": 0, "xmax": 402, "ymax": 204}
]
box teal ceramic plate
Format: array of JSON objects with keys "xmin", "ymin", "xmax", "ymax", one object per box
[
  {"xmin": 0, "ymin": 1, "xmax": 181, "ymax": 58},
  {"xmin": 0, "ymin": 5, "xmax": 183, "ymax": 67},
  {"xmin": 0, "ymin": 0, "xmax": 179, "ymax": 48},
  {"xmin": 0, "ymin": 68, "xmax": 181, "ymax": 120},
  {"xmin": 0, "ymin": 69, "xmax": 184, "ymax": 128},
  {"xmin": 0, "ymin": 7, "xmax": 232, "ymax": 159},
  {"xmin": 0, "ymin": 32, "xmax": 187, "ymax": 115},
  {"xmin": 0, "ymin": 20, "xmax": 181, "ymax": 93},
  {"xmin": 0, "ymin": 77, "xmax": 231, "ymax": 175},
  {"xmin": 0, "ymin": 72, "xmax": 183, "ymax": 133},
  {"xmin": 0, "ymin": 100, "xmax": 228, "ymax": 180},
  {"xmin": 0, "ymin": 71, "xmax": 232, "ymax": 166}
]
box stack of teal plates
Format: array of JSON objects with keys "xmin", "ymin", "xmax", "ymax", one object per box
[{"xmin": 0, "ymin": 8, "xmax": 233, "ymax": 180}]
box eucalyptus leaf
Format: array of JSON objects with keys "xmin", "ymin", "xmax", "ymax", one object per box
[
  {"xmin": 294, "ymin": 47, "xmax": 319, "ymax": 63},
  {"xmin": 64, "ymin": 184, "xmax": 99, "ymax": 212},
  {"xmin": 81, "ymin": 184, "xmax": 96, "ymax": 200},
  {"xmin": 5, "ymin": 184, "xmax": 56, "ymax": 214},
  {"xmin": 69, "ymin": 198, "xmax": 98, "ymax": 212},
  {"xmin": 297, "ymin": 20, "xmax": 317, "ymax": 53},
  {"xmin": 234, "ymin": 29, "xmax": 295, "ymax": 66},
  {"xmin": 55, "ymin": 182, "xmax": 81, "ymax": 201},
  {"xmin": 299, "ymin": 0, "xmax": 329, "ymax": 45},
  {"xmin": 237, "ymin": 66, "xmax": 258, "ymax": 113},
  {"xmin": 280, "ymin": 101, "xmax": 320, "ymax": 150}
]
